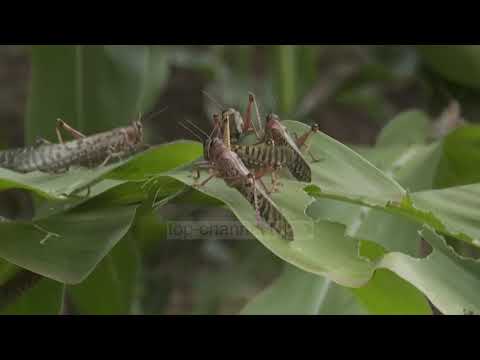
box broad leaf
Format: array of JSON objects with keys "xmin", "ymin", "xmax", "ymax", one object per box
[
  {"xmin": 417, "ymin": 45, "xmax": 480, "ymax": 90},
  {"xmin": 68, "ymin": 233, "xmax": 140, "ymax": 314},
  {"xmin": 241, "ymin": 265, "xmax": 368, "ymax": 315},
  {"xmin": 0, "ymin": 204, "xmax": 137, "ymax": 284},
  {"xmin": 379, "ymin": 228, "xmax": 480, "ymax": 315},
  {"xmin": 435, "ymin": 125, "xmax": 480, "ymax": 188},
  {"xmin": 375, "ymin": 110, "xmax": 430, "ymax": 147},
  {"xmin": 1, "ymin": 277, "xmax": 65, "ymax": 315}
]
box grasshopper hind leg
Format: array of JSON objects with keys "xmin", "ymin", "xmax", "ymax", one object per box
[
  {"xmin": 248, "ymin": 174, "xmax": 268, "ymax": 233},
  {"xmin": 308, "ymin": 150, "xmax": 324, "ymax": 164},
  {"xmin": 270, "ymin": 167, "xmax": 285, "ymax": 193}
]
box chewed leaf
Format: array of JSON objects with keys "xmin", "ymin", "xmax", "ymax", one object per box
[
  {"xmin": 307, "ymin": 141, "xmax": 443, "ymax": 257},
  {"xmin": 378, "ymin": 227, "xmax": 480, "ymax": 315},
  {"xmin": 410, "ymin": 184, "xmax": 480, "ymax": 247},
  {"xmin": 164, "ymin": 166, "xmax": 374, "ymax": 288},
  {"xmin": 0, "ymin": 204, "xmax": 137, "ymax": 284}
]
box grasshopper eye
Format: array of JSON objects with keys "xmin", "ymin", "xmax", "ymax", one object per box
[
  {"xmin": 246, "ymin": 173, "xmax": 255, "ymax": 187},
  {"xmin": 311, "ymin": 123, "xmax": 319, "ymax": 132}
]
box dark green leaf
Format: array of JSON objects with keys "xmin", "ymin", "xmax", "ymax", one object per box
[{"xmin": 68, "ymin": 233, "xmax": 140, "ymax": 314}]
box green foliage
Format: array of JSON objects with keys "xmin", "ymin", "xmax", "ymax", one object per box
[
  {"xmin": 435, "ymin": 125, "xmax": 480, "ymax": 188},
  {"xmin": 2, "ymin": 45, "xmax": 480, "ymax": 315},
  {"xmin": 1, "ymin": 278, "xmax": 65, "ymax": 315},
  {"xmin": 26, "ymin": 45, "xmax": 168, "ymax": 144},
  {"xmin": 0, "ymin": 203, "xmax": 137, "ymax": 284},
  {"xmin": 68, "ymin": 233, "xmax": 140, "ymax": 314},
  {"xmin": 417, "ymin": 45, "xmax": 480, "ymax": 90}
]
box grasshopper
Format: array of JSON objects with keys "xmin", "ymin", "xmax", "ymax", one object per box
[
  {"xmin": 204, "ymin": 93, "xmax": 318, "ymax": 191},
  {"xmin": 181, "ymin": 119, "xmax": 294, "ymax": 242},
  {"xmin": 222, "ymin": 109, "xmax": 311, "ymax": 192},
  {"xmin": 0, "ymin": 118, "xmax": 146, "ymax": 174},
  {"xmin": 185, "ymin": 114, "xmax": 292, "ymax": 193},
  {"xmin": 218, "ymin": 93, "xmax": 321, "ymax": 160}
]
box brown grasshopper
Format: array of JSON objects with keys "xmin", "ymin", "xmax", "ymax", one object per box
[
  {"xmin": 203, "ymin": 93, "xmax": 319, "ymax": 192},
  {"xmin": 0, "ymin": 118, "xmax": 147, "ymax": 174},
  {"xmin": 220, "ymin": 92, "xmax": 321, "ymax": 162},
  {"xmin": 181, "ymin": 118, "xmax": 294, "ymax": 242},
  {"xmin": 207, "ymin": 111, "xmax": 310, "ymax": 193}
]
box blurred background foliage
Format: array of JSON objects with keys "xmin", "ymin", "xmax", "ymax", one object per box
[{"xmin": 0, "ymin": 45, "xmax": 479, "ymax": 314}]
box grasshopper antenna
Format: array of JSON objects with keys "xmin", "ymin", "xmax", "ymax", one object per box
[
  {"xmin": 248, "ymin": 91, "xmax": 263, "ymax": 137},
  {"xmin": 178, "ymin": 121, "xmax": 205, "ymax": 143},
  {"xmin": 202, "ymin": 90, "xmax": 225, "ymax": 111},
  {"xmin": 139, "ymin": 106, "xmax": 169, "ymax": 124},
  {"xmin": 184, "ymin": 119, "xmax": 209, "ymax": 138}
]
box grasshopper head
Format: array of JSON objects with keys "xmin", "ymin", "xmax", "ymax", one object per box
[
  {"xmin": 265, "ymin": 113, "xmax": 282, "ymax": 131},
  {"xmin": 222, "ymin": 108, "xmax": 244, "ymax": 141},
  {"xmin": 265, "ymin": 113, "xmax": 288, "ymax": 143},
  {"xmin": 126, "ymin": 121, "xmax": 144, "ymax": 145},
  {"xmin": 245, "ymin": 172, "xmax": 255, "ymax": 188},
  {"xmin": 204, "ymin": 136, "xmax": 223, "ymax": 162}
]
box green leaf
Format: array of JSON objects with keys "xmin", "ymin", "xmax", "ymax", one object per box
[
  {"xmin": 0, "ymin": 166, "xmax": 124, "ymax": 201},
  {"xmin": 378, "ymin": 228, "xmax": 480, "ymax": 315},
  {"xmin": 375, "ymin": 110, "xmax": 430, "ymax": 147},
  {"xmin": 241, "ymin": 265, "xmax": 367, "ymax": 315},
  {"xmin": 284, "ymin": 121, "xmax": 405, "ymax": 207},
  {"xmin": 301, "ymin": 116, "xmax": 480, "ymax": 249},
  {"xmin": 306, "ymin": 182, "xmax": 480, "ymax": 249},
  {"xmin": 165, "ymin": 165, "xmax": 375, "ymax": 288},
  {"xmin": 308, "ymin": 139, "xmax": 443, "ymax": 257},
  {"xmin": 0, "ymin": 204, "xmax": 137, "ymax": 284},
  {"xmin": 352, "ymin": 240, "xmax": 432, "ymax": 315},
  {"xmin": 0, "ymin": 259, "xmax": 17, "ymax": 284},
  {"xmin": 1, "ymin": 278, "xmax": 65, "ymax": 315},
  {"xmin": 157, "ymin": 120, "xmax": 442, "ymax": 288},
  {"xmin": 68, "ymin": 232, "xmax": 140, "ymax": 314},
  {"xmin": 435, "ymin": 125, "xmax": 480, "ymax": 188},
  {"xmin": 410, "ymin": 184, "xmax": 480, "ymax": 247},
  {"xmin": 417, "ymin": 45, "xmax": 480, "ymax": 90},
  {"xmin": 0, "ymin": 141, "xmax": 202, "ymax": 201},
  {"xmin": 352, "ymin": 268, "xmax": 432, "ymax": 315},
  {"xmin": 243, "ymin": 260, "xmax": 432, "ymax": 315},
  {"xmin": 25, "ymin": 45, "xmax": 168, "ymax": 144}
]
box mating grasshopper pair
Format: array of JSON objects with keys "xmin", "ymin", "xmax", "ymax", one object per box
[
  {"xmin": 0, "ymin": 118, "xmax": 146, "ymax": 174},
  {"xmin": 183, "ymin": 113, "xmax": 295, "ymax": 241},
  {"xmin": 215, "ymin": 93, "xmax": 321, "ymax": 194},
  {"xmin": 183, "ymin": 93, "xmax": 321, "ymax": 241}
]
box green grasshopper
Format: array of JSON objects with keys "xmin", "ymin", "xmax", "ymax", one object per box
[{"xmin": 180, "ymin": 119, "xmax": 294, "ymax": 241}]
